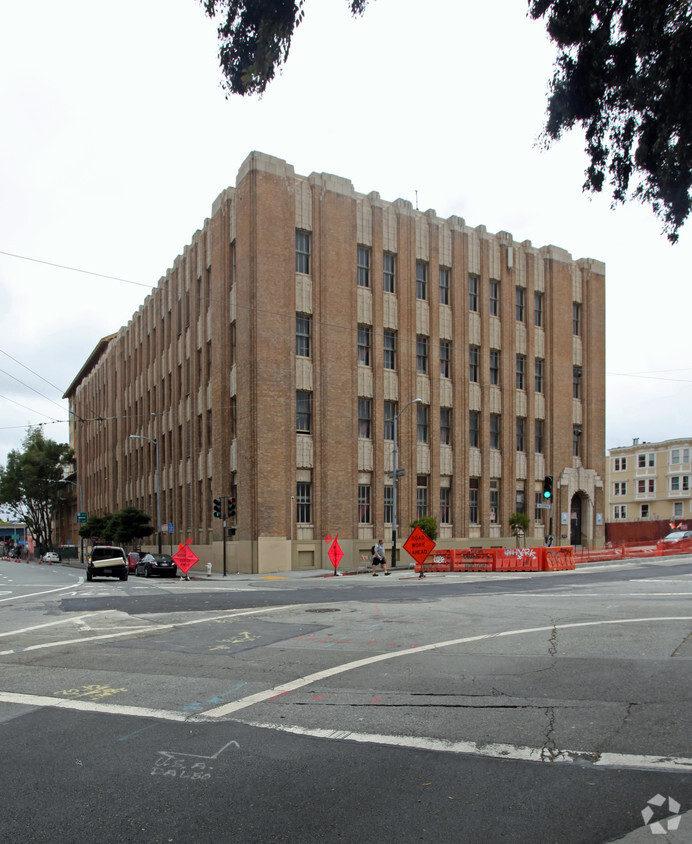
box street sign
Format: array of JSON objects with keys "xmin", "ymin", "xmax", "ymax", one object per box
[
  {"xmin": 536, "ymin": 503, "xmax": 552, "ymax": 510},
  {"xmin": 328, "ymin": 535, "xmax": 343, "ymax": 570},
  {"xmin": 173, "ymin": 540, "xmax": 199, "ymax": 576},
  {"xmin": 76, "ymin": 512, "xmax": 88, "ymax": 523},
  {"xmin": 403, "ymin": 526, "xmax": 436, "ymax": 565}
]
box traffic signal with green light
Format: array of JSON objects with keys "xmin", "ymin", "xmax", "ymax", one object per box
[
  {"xmin": 213, "ymin": 497, "xmax": 222, "ymax": 518},
  {"xmin": 543, "ymin": 476, "xmax": 553, "ymax": 500}
]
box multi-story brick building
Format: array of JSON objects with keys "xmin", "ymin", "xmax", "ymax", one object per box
[
  {"xmin": 64, "ymin": 152, "xmax": 606, "ymax": 573},
  {"xmin": 606, "ymin": 437, "xmax": 692, "ymax": 542}
]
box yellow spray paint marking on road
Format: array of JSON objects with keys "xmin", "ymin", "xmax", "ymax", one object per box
[{"xmin": 55, "ymin": 684, "xmax": 128, "ymax": 702}]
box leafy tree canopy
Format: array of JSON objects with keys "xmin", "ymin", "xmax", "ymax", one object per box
[
  {"xmin": 200, "ymin": 0, "xmax": 691, "ymax": 240},
  {"xmin": 410, "ymin": 516, "xmax": 438, "ymax": 541},
  {"xmin": 78, "ymin": 507, "xmax": 153, "ymax": 548}
]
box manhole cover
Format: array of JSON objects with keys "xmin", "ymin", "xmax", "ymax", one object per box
[{"xmin": 305, "ymin": 608, "xmax": 341, "ymax": 613}]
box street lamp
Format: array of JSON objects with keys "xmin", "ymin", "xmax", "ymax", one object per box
[
  {"xmin": 129, "ymin": 434, "xmax": 161, "ymax": 554},
  {"xmin": 391, "ymin": 398, "xmax": 422, "ymax": 568}
]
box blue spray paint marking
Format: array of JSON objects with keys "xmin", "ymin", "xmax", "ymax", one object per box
[{"xmin": 181, "ymin": 682, "xmax": 247, "ymax": 713}]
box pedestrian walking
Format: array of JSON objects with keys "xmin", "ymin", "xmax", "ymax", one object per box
[{"xmin": 371, "ymin": 539, "xmax": 390, "ymax": 576}]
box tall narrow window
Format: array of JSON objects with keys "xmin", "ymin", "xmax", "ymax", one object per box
[
  {"xmin": 296, "ymin": 392, "xmax": 312, "ymax": 433},
  {"xmin": 358, "ymin": 399, "xmax": 372, "ymax": 439},
  {"xmin": 535, "ymin": 418, "xmax": 544, "ymax": 454},
  {"xmin": 516, "ymin": 287, "xmax": 525, "ymax": 322},
  {"xmin": 516, "ymin": 417, "xmax": 526, "ymax": 452},
  {"xmin": 357, "ymin": 246, "xmax": 370, "ymax": 287},
  {"xmin": 535, "ymin": 358, "xmax": 544, "ymax": 393},
  {"xmin": 296, "ymin": 481, "xmax": 312, "ymax": 523},
  {"xmin": 489, "ymin": 281, "xmax": 499, "ymax": 316},
  {"xmin": 573, "ymin": 367, "xmax": 582, "ymax": 398},
  {"xmin": 490, "ymin": 481, "xmax": 499, "ymax": 524},
  {"xmin": 534, "ymin": 292, "xmax": 544, "ymax": 327},
  {"xmin": 416, "ymin": 261, "xmax": 428, "ymax": 300},
  {"xmin": 417, "ymin": 336, "xmax": 428, "ymax": 374},
  {"xmin": 384, "ymin": 486, "xmax": 393, "ymax": 524},
  {"xmin": 439, "ymin": 267, "xmax": 450, "ymax": 304},
  {"xmin": 469, "ymin": 479, "xmax": 479, "ymax": 524},
  {"xmin": 384, "ymin": 401, "xmax": 396, "ymax": 440},
  {"xmin": 358, "ymin": 484, "xmax": 371, "ymax": 524},
  {"xmin": 296, "ymin": 315, "xmax": 311, "ymax": 357},
  {"xmin": 357, "ymin": 325, "xmax": 371, "ymax": 366},
  {"xmin": 469, "ymin": 410, "xmax": 480, "ymax": 448},
  {"xmin": 516, "ymin": 355, "xmax": 526, "ymax": 390},
  {"xmin": 490, "ymin": 413, "xmax": 500, "ymax": 449},
  {"xmin": 440, "ymin": 487, "xmax": 451, "ymax": 524},
  {"xmin": 573, "ymin": 303, "xmax": 581, "ymax": 335},
  {"xmin": 440, "ymin": 408, "xmax": 451, "ymax": 445},
  {"xmin": 417, "ymin": 404, "xmax": 429, "ymax": 443},
  {"xmin": 469, "ymin": 275, "xmax": 479, "ymax": 312},
  {"xmin": 573, "ymin": 426, "xmax": 582, "ymax": 457},
  {"xmin": 490, "ymin": 350, "xmax": 500, "ymax": 385},
  {"xmin": 469, "ymin": 346, "xmax": 480, "ymax": 382},
  {"xmin": 440, "ymin": 341, "xmax": 451, "ymax": 378},
  {"xmin": 383, "ymin": 252, "xmax": 396, "ymax": 293},
  {"xmin": 296, "ymin": 230, "xmax": 310, "ymax": 274},
  {"xmin": 417, "ymin": 475, "xmax": 428, "ymax": 518},
  {"xmin": 384, "ymin": 330, "xmax": 396, "ymax": 370}
]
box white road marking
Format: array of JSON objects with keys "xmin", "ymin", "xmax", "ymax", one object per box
[
  {"xmin": 0, "ymin": 691, "xmax": 188, "ymax": 721},
  {"xmin": 0, "ymin": 612, "xmax": 108, "ymax": 638},
  {"xmin": 0, "ymin": 578, "xmax": 84, "ymax": 603}
]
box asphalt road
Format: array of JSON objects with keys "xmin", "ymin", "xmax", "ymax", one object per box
[{"xmin": 0, "ymin": 556, "xmax": 690, "ymax": 843}]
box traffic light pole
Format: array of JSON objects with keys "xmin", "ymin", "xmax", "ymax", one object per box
[{"xmin": 213, "ymin": 495, "xmax": 236, "ymax": 577}]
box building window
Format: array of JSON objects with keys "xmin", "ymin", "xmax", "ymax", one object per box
[
  {"xmin": 357, "ymin": 325, "xmax": 371, "ymax": 366},
  {"xmin": 670, "ymin": 448, "xmax": 689, "ymax": 465},
  {"xmin": 614, "ymin": 504, "xmax": 627, "ymax": 519},
  {"xmin": 469, "ymin": 410, "xmax": 480, "ymax": 448},
  {"xmin": 535, "ymin": 358, "xmax": 544, "ymax": 393},
  {"xmin": 535, "ymin": 418, "xmax": 544, "ymax": 454},
  {"xmin": 516, "ymin": 488, "xmax": 526, "ymax": 515},
  {"xmin": 384, "ymin": 330, "xmax": 396, "ymax": 370},
  {"xmin": 573, "ymin": 302, "xmax": 581, "ymax": 335},
  {"xmin": 296, "ymin": 481, "xmax": 311, "ymax": 523},
  {"xmin": 489, "ymin": 281, "xmax": 499, "ymax": 316},
  {"xmin": 469, "ymin": 346, "xmax": 480, "ymax": 382},
  {"xmin": 516, "ymin": 417, "xmax": 526, "ymax": 452},
  {"xmin": 534, "ymin": 491, "xmax": 543, "ymax": 522},
  {"xmin": 469, "ymin": 275, "xmax": 479, "ymax": 312},
  {"xmin": 415, "ymin": 261, "xmax": 428, "ymax": 300},
  {"xmin": 417, "ymin": 404, "xmax": 429, "ymax": 443},
  {"xmin": 637, "ymin": 479, "xmax": 645, "ymax": 494},
  {"xmin": 358, "ymin": 484, "xmax": 371, "ymax": 524},
  {"xmin": 440, "ymin": 487, "xmax": 451, "ymax": 524},
  {"xmin": 296, "ymin": 392, "xmax": 311, "ymax": 433},
  {"xmin": 674, "ymin": 501, "xmax": 683, "ymax": 518},
  {"xmin": 296, "ymin": 315, "xmax": 311, "ymax": 357},
  {"xmin": 641, "ymin": 504, "xmax": 649, "ymax": 518},
  {"xmin": 440, "ymin": 341, "xmax": 451, "ymax": 378},
  {"xmin": 516, "ymin": 287, "xmax": 525, "ymax": 322},
  {"xmin": 638, "ymin": 453, "xmax": 656, "ymax": 468},
  {"xmin": 490, "ymin": 481, "xmax": 499, "ymax": 524},
  {"xmin": 573, "ymin": 426, "xmax": 582, "ymax": 457},
  {"xmin": 573, "ymin": 367, "xmax": 582, "ymax": 399},
  {"xmin": 357, "ymin": 245, "xmax": 370, "ymax": 288},
  {"xmin": 534, "ymin": 292, "xmax": 544, "ymax": 327},
  {"xmin": 383, "ymin": 252, "xmax": 396, "ymax": 293},
  {"xmin": 614, "ymin": 457, "xmax": 627, "ymax": 471},
  {"xmin": 614, "ymin": 482, "xmax": 627, "ymax": 496},
  {"xmin": 490, "ymin": 350, "xmax": 500, "ymax": 386},
  {"xmin": 490, "ymin": 413, "xmax": 500, "ymax": 449},
  {"xmin": 358, "ymin": 398, "xmax": 372, "ymax": 439},
  {"xmin": 469, "ymin": 478, "xmax": 479, "ymax": 524},
  {"xmin": 384, "ymin": 401, "xmax": 396, "ymax": 441},
  {"xmin": 516, "ymin": 355, "xmax": 526, "ymax": 390},
  {"xmin": 439, "ymin": 267, "xmax": 450, "ymax": 304},
  {"xmin": 384, "ymin": 486, "xmax": 393, "ymax": 524},
  {"xmin": 417, "ymin": 475, "xmax": 428, "ymax": 518},
  {"xmin": 440, "ymin": 408, "xmax": 451, "ymax": 445},
  {"xmin": 296, "ymin": 230, "xmax": 310, "ymax": 274},
  {"xmin": 416, "ymin": 336, "xmax": 428, "ymax": 374}
]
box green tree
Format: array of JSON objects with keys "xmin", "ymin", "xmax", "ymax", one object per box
[
  {"xmin": 108, "ymin": 507, "xmax": 154, "ymax": 547},
  {"xmin": 78, "ymin": 513, "xmax": 114, "ymax": 544},
  {"xmin": 200, "ymin": 0, "xmax": 692, "ymax": 239},
  {"xmin": 0, "ymin": 427, "xmax": 74, "ymax": 552},
  {"xmin": 509, "ymin": 512, "xmax": 530, "ymax": 547},
  {"xmin": 410, "ymin": 515, "xmax": 438, "ymax": 541}
]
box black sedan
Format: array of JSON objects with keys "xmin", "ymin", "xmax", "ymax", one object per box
[{"xmin": 135, "ymin": 553, "xmax": 178, "ymax": 578}]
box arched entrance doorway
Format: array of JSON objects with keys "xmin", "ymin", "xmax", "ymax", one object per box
[{"xmin": 570, "ymin": 494, "xmax": 583, "ymax": 546}]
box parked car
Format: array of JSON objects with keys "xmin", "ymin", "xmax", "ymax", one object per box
[
  {"xmin": 127, "ymin": 551, "xmax": 141, "ymax": 573},
  {"xmin": 42, "ymin": 551, "xmax": 60, "ymax": 564},
  {"xmin": 662, "ymin": 530, "xmax": 692, "ymax": 543},
  {"xmin": 87, "ymin": 545, "xmax": 128, "ymax": 581},
  {"xmin": 136, "ymin": 553, "xmax": 177, "ymax": 578}
]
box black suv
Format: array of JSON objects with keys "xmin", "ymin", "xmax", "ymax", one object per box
[{"xmin": 86, "ymin": 546, "xmax": 128, "ymax": 581}]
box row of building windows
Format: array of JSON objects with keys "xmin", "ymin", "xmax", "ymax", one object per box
[
  {"xmin": 613, "ymin": 476, "xmax": 691, "ymax": 496},
  {"xmin": 612, "ymin": 448, "xmax": 691, "ymax": 472},
  {"xmin": 614, "ymin": 501, "xmax": 689, "ymax": 520},
  {"xmin": 295, "ymin": 232, "xmax": 582, "ymax": 334}
]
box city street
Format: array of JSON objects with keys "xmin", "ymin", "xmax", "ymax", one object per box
[{"xmin": 0, "ymin": 556, "xmax": 690, "ymax": 843}]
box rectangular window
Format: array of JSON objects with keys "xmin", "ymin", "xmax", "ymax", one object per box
[
  {"xmin": 516, "ymin": 488, "xmax": 525, "ymax": 515},
  {"xmin": 534, "ymin": 491, "xmax": 543, "ymax": 522},
  {"xmin": 357, "ymin": 325, "xmax": 371, "ymax": 366},
  {"xmin": 417, "ymin": 404, "xmax": 429, "ymax": 443},
  {"xmin": 637, "ymin": 479, "xmax": 645, "ymax": 494},
  {"xmin": 296, "ymin": 391, "xmax": 311, "ymax": 433},
  {"xmin": 440, "ymin": 408, "xmax": 451, "ymax": 445},
  {"xmin": 358, "ymin": 484, "xmax": 371, "ymax": 524},
  {"xmin": 638, "ymin": 454, "xmax": 646, "ymax": 468},
  {"xmin": 573, "ymin": 302, "xmax": 581, "ymax": 335},
  {"xmin": 440, "ymin": 487, "xmax": 451, "ymax": 524},
  {"xmin": 469, "ymin": 478, "xmax": 479, "ymax": 524},
  {"xmin": 417, "ymin": 475, "xmax": 428, "ymax": 518},
  {"xmin": 649, "ymin": 479, "xmax": 655, "ymax": 492},
  {"xmin": 674, "ymin": 501, "xmax": 683, "ymax": 517},
  {"xmin": 671, "ymin": 449, "xmax": 680, "ymax": 464},
  {"xmin": 489, "ymin": 281, "xmax": 499, "ymax": 316},
  {"xmin": 516, "ymin": 287, "xmax": 525, "ymax": 322},
  {"xmin": 614, "ymin": 481, "xmax": 627, "ymax": 496},
  {"xmin": 416, "ymin": 261, "xmax": 428, "ymax": 300},
  {"xmin": 516, "ymin": 417, "xmax": 526, "ymax": 452},
  {"xmin": 468, "ymin": 275, "xmax": 479, "ymax": 312},
  {"xmin": 535, "ymin": 359, "xmax": 544, "ymax": 393},
  {"xmin": 614, "ymin": 504, "xmax": 627, "ymax": 520},
  {"xmin": 383, "ymin": 252, "xmax": 396, "ymax": 293},
  {"xmin": 641, "ymin": 504, "xmax": 649, "ymax": 518},
  {"xmin": 384, "ymin": 401, "xmax": 396, "ymax": 441},
  {"xmin": 573, "ymin": 367, "xmax": 582, "ymax": 399},
  {"xmin": 296, "ymin": 482, "xmax": 311, "ymax": 523},
  {"xmin": 384, "ymin": 486, "xmax": 393, "ymax": 524},
  {"xmin": 490, "ymin": 481, "xmax": 499, "ymax": 524},
  {"xmin": 469, "ymin": 346, "xmax": 480, "ymax": 382},
  {"xmin": 357, "ymin": 245, "xmax": 370, "ymax": 287},
  {"xmin": 439, "ymin": 267, "xmax": 450, "ymax": 304},
  {"xmin": 535, "ymin": 418, "xmax": 544, "ymax": 454},
  {"xmin": 417, "ymin": 336, "xmax": 428, "ymax": 374},
  {"xmin": 358, "ymin": 398, "xmax": 372, "ymax": 439},
  {"xmin": 440, "ymin": 341, "xmax": 451, "ymax": 378},
  {"xmin": 671, "ymin": 476, "xmax": 680, "ymax": 492},
  {"xmin": 384, "ymin": 330, "xmax": 396, "ymax": 370},
  {"xmin": 614, "ymin": 457, "xmax": 627, "ymax": 471},
  {"xmin": 516, "ymin": 355, "xmax": 526, "ymax": 390},
  {"xmin": 469, "ymin": 410, "xmax": 480, "ymax": 448},
  {"xmin": 534, "ymin": 292, "xmax": 544, "ymax": 327},
  {"xmin": 490, "ymin": 350, "xmax": 500, "ymax": 385},
  {"xmin": 296, "ymin": 315, "xmax": 311, "ymax": 357},
  {"xmin": 296, "ymin": 230, "xmax": 310, "ymax": 274},
  {"xmin": 490, "ymin": 413, "xmax": 500, "ymax": 449}
]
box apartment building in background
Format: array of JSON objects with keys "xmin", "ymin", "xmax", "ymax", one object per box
[
  {"xmin": 64, "ymin": 152, "xmax": 606, "ymax": 573},
  {"xmin": 606, "ymin": 437, "xmax": 692, "ymax": 543}
]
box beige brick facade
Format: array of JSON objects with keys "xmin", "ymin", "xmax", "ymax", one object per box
[{"xmin": 64, "ymin": 152, "xmax": 606, "ymax": 573}]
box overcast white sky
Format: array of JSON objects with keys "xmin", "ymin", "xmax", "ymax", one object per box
[{"xmin": 1, "ymin": 0, "xmax": 690, "ymax": 469}]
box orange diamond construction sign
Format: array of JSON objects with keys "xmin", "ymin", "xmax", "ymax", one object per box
[{"xmin": 403, "ymin": 526, "xmax": 436, "ymax": 565}]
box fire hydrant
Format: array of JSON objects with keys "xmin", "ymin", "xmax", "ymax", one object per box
[{"xmin": 206, "ymin": 562, "xmax": 212, "ymax": 577}]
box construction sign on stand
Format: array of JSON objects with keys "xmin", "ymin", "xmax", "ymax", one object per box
[
  {"xmin": 173, "ymin": 538, "xmax": 199, "ymax": 577},
  {"xmin": 327, "ymin": 534, "xmax": 343, "ymax": 574},
  {"xmin": 403, "ymin": 526, "xmax": 436, "ymax": 566}
]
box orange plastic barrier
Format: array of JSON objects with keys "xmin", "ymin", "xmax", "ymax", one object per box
[
  {"xmin": 415, "ymin": 550, "xmax": 452, "ymax": 573},
  {"xmin": 542, "ymin": 546, "xmax": 575, "ymax": 571},
  {"xmin": 451, "ymin": 548, "xmax": 495, "ymax": 572},
  {"xmin": 494, "ymin": 548, "xmax": 540, "ymax": 572}
]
